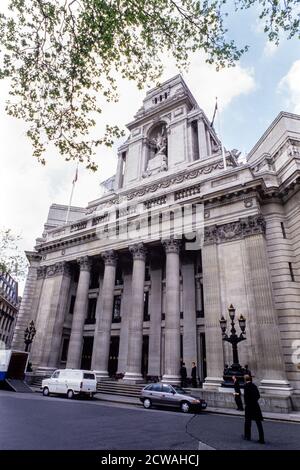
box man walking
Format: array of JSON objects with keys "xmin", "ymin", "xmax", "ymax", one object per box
[
  {"xmin": 243, "ymin": 375, "xmax": 265, "ymax": 444},
  {"xmin": 232, "ymin": 375, "xmax": 244, "ymax": 411}
]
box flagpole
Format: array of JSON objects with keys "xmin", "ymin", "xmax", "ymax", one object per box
[
  {"xmin": 65, "ymin": 162, "xmax": 79, "ymax": 224},
  {"xmin": 216, "ymin": 97, "xmax": 227, "ymax": 170}
]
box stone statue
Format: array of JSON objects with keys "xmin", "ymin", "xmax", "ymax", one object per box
[
  {"xmin": 154, "ymin": 128, "xmax": 167, "ymax": 157},
  {"xmin": 143, "ymin": 126, "xmax": 168, "ymax": 177}
]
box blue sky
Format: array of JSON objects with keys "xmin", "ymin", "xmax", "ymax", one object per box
[
  {"xmin": 220, "ymin": 4, "xmax": 300, "ymax": 152},
  {"xmin": 1, "ymin": 1, "xmax": 300, "ymax": 293}
]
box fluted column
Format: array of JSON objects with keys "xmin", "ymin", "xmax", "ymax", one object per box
[
  {"xmin": 66, "ymin": 256, "xmax": 91, "ymax": 369},
  {"xmin": 202, "ymin": 243, "xmax": 224, "ymax": 390},
  {"xmin": 197, "ymin": 119, "xmax": 208, "ymax": 159},
  {"xmin": 162, "ymin": 238, "xmax": 181, "ymax": 384},
  {"xmin": 91, "ymin": 250, "xmax": 117, "ymax": 377},
  {"xmin": 245, "ymin": 234, "xmax": 292, "ymax": 395},
  {"xmin": 124, "ymin": 243, "xmax": 147, "ymax": 382},
  {"xmin": 46, "ymin": 262, "xmax": 72, "ymax": 368}
]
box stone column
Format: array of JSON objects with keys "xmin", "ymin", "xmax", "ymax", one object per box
[
  {"xmin": 124, "ymin": 243, "xmax": 147, "ymax": 382},
  {"xmin": 202, "ymin": 242, "xmax": 224, "ymax": 390},
  {"xmin": 162, "ymin": 239, "xmax": 181, "ymax": 384},
  {"xmin": 66, "ymin": 256, "xmax": 91, "ymax": 369},
  {"xmin": 46, "ymin": 263, "xmax": 72, "ymax": 368},
  {"xmin": 30, "ymin": 262, "xmax": 71, "ymax": 370},
  {"xmin": 197, "ymin": 119, "xmax": 208, "ymax": 159},
  {"xmin": 12, "ymin": 251, "xmax": 42, "ymax": 350},
  {"xmin": 114, "ymin": 153, "xmax": 123, "ymax": 190},
  {"xmin": 245, "ymin": 233, "xmax": 292, "ymax": 395},
  {"xmin": 182, "ymin": 254, "xmax": 197, "ymax": 376},
  {"xmin": 117, "ymin": 270, "xmax": 132, "ymax": 374},
  {"xmin": 91, "ymin": 250, "xmax": 117, "ymax": 377},
  {"xmin": 147, "ymin": 257, "xmax": 162, "ymax": 377}
]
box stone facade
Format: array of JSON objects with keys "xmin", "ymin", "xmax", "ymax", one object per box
[{"xmin": 13, "ymin": 75, "xmax": 300, "ymax": 410}]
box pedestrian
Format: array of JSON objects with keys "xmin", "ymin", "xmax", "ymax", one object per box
[
  {"xmin": 180, "ymin": 362, "xmax": 187, "ymax": 387},
  {"xmin": 243, "ymin": 375, "xmax": 265, "ymax": 444},
  {"xmin": 191, "ymin": 362, "xmax": 197, "ymax": 388},
  {"xmin": 232, "ymin": 375, "xmax": 244, "ymax": 411},
  {"xmin": 244, "ymin": 364, "xmax": 252, "ymax": 377}
]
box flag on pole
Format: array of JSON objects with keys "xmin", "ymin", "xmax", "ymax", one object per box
[
  {"xmin": 210, "ymin": 97, "xmax": 218, "ymax": 127},
  {"xmin": 66, "ymin": 163, "xmax": 79, "ymax": 223},
  {"xmin": 72, "ymin": 164, "xmax": 78, "ymax": 184}
]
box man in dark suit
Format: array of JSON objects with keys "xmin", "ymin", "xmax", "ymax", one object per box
[
  {"xmin": 180, "ymin": 362, "xmax": 187, "ymax": 387},
  {"xmin": 191, "ymin": 362, "xmax": 197, "ymax": 388},
  {"xmin": 243, "ymin": 375, "xmax": 265, "ymax": 444},
  {"xmin": 232, "ymin": 375, "xmax": 244, "ymax": 411}
]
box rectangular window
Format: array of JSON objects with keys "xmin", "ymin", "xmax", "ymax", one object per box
[
  {"xmin": 112, "ymin": 295, "xmax": 122, "ymax": 323},
  {"xmin": 61, "ymin": 338, "xmax": 69, "ymax": 362},
  {"xmin": 280, "ymin": 222, "xmax": 287, "ymax": 239},
  {"xmin": 289, "ymin": 262, "xmax": 295, "ymax": 282},
  {"xmin": 143, "ymin": 292, "xmax": 150, "ymax": 321},
  {"xmin": 69, "ymin": 295, "xmax": 76, "ymax": 315},
  {"xmin": 86, "ymin": 298, "xmax": 97, "ymax": 324}
]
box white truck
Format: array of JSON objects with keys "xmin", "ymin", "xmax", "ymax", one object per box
[
  {"xmin": 0, "ymin": 349, "xmax": 31, "ymax": 392},
  {"xmin": 42, "ymin": 369, "xmax": 97, "ymax": 399}
]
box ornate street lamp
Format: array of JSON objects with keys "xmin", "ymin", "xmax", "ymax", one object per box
[
  {"xmin": 24, "ymin": 320, "xmax": 36, "ymax": 352},
  {"xmin": 219, "ymin": 304, "xmax": 247, "ymax": 385}
]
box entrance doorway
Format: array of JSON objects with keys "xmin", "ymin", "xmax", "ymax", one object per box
[
  {"xmin": 141, "ymin": 335, "xmax": 149, "ymax": 379},
  {"xmin": 80, "ymin": 337, "xmax": 94, "ymax": 370},
  {"xmin": 108, "ymin": 336, "xmax": 119, "ymax": 377}
]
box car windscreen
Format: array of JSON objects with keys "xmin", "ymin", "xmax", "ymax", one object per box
[
  {"xmin": 173, "ymin": 386, "xmax": 188, "ymax": 395},
  {"xmin": 83, "ymin": 373, "xmax": 95, "ymax": 380}
]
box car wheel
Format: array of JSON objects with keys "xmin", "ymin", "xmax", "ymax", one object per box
[
  {"xmin": 181, "ymin": 401, "xmax": 191, "ymax": 413},
  {"xmin": 143, "ymin": 398, "xmax": 152, "ymax": 409},
  {"xmin": 43, "ymin": 387, "xmax": 50, "ymax": 397},
  {"xmin": 67, "ymin": 389, "xmax": 74, "ymax": 399}
]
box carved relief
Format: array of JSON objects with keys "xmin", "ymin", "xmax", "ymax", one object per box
[
  {"xmin": 44, "ymin": 262, "xmax": 71, "ymax": 278},
  {"xmin": 37, "ymin": 266, "xmax": 48, "ymax": 279},
  {"xmin": 204, "ymin": 214, "xmax": 266, "ymax": 244}
]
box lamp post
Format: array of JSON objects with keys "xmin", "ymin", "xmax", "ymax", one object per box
[
  {"xmin": 219, "ymin": 304, "xmax": 247, "ymax": 385},
  {"xmin": 24, "ymin": 320, "xmax": 36, "ymax": 352}
]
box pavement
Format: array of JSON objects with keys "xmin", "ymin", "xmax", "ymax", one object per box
[{"xmin": 31, "ymin": 386, "xmax": 300, "ymax": 423}]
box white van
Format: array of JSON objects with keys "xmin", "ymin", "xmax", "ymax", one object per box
[{"xmin": 41, "ymin": 369, "xmax": 97, "ymax": 399}]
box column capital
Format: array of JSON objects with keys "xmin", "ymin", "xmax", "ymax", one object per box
[
  {"xmin": 129, "ymin": 243, "xmax": 147, "ymax": 261},
  {"xmin": 162, "ymin": 238, "xmax": 181, "ymax": 254},
  {"xmin": 77, "ymin": 256, "xmax": 92, "ymax": 271},
  {"xmin": 102, "ymin": 250, "xmax": 118, "ymax": 266}
]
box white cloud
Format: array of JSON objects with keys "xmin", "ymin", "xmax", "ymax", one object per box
[
  {"xmin": 263, "ymin": 41, "xmax": 278, "ymax": 58},
  {"xmin": 0, "ymin": 54, "xmax": 255, "ymax": 294},
  {"xmin": 278, "ymin": 60, "xmax": 300, "ymax": 114}
]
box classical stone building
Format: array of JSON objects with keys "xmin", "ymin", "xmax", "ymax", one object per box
[
  {"xmin": 0, "ymin": 271, "xmax": 19, "ymax": 348},
  {"xmin": 13, "ymin": 75, "xmax": 300, "ymax": 410}
]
